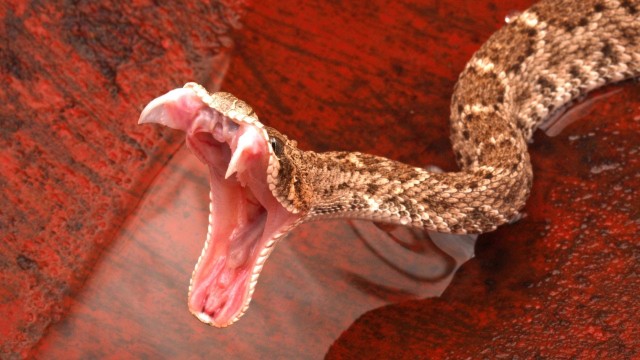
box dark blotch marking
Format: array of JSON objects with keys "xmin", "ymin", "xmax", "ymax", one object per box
[
  {"xmin": 484, "ymin": 278, "xmax": 496, "ymax": 291},
  {"xmin": 562, "ymin": 21, "xmax": 576, "ymax": 32},
  {"xmin": 392, "ymin": 62, "xmax": 405, "ymax": 76},
  {"xmin": 1, "ymin": 115, "xmax": 24, "ymax": 137},
  {"xmin": 467, "ymin": 65, "xmax": 478, "ymax": 75},
  {"xmin": 465, "ymin": 114, "xmax": 474, "ymax": 122},
  {"xmin": 366, "ymin": 183, "xmax": 379, "ymax": 194},
  {"xmin": 578, "ymin": 17, "xmax": 589, "ymax": 27},
  {"xmin": 2, "ymin": 12, "xmax": 33, "ymax": 80},
  {"xmin": 469, "ymin": 208, "xmax": 486, "ymax": 222},
  {"xmin": 66, "ymin": 221, "xmax": 84, "ymax": 232},
  {"xmin": 293, "ymin": 178, "xmax": 304, "ymax": 202},
  {"xmin": 594, "ymin": 3, "xmax": 605, "ymax": 12},
  {"xmin": 484, "ymin": 142, "xmax": 496, "ymax": 152},
  {"xmin": 507, "ymin": 63, "xmax": 521, "ymax": 74},
  {"xmin": 462, "ymin": 130, "xmax": 470, "ymax": 140},
  {"xmin": 1, "ymin": 47, "xmax": 28, "ymax": 80},
  {"xmin": 489, "ymin": 53, "xmax": 500, "ymax": 65},
  {"xmin": 454, "ymin": 150, "xmax": 462, "ymax": 162},
  {"xmin": 508, "ymin": 55, "xmax": 525, "ymax": 74},
  {"xmin": 422, "ymin": 196, "xmax": 442, "ymax": 207},
  {"xmin": 570, "ymin": 65, "xmax": 582, "ymax": 78},
  {"xmin": 525, "ymin": 43, "xmax": 535, "ymax": 57},
  {"xmin": 397, "ymin": 168, "xmax": 421, "ymax": 182},
  {"xmin": 17, "ymin": 255, "xmax": 38, "ymax": 270},
  {"xmin": 537, "ymin": 76, "xmax": 554, "ymax": 90},
  {"xmin": 621, "ymin": 0, "xmax": 637, "ymax": 14},
  {"xmin": 548, "ymin": 54, "xmax": 563, "ymax": 67},
  {"xmin": 484, "ymin": 172, "xmax": 493, "ymax": 180},
  {"xmin": 601, "ymin": 42, "xmax": 619, "ymax": 63}
]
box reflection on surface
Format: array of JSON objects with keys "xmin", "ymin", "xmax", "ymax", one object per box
[
  {"xmin": 538, "ymin": 87, "xmax": 623, "ymax": 137},
  {"xmin": 348, "ymin": 221, "xmax": 476, "ymax": 300}
]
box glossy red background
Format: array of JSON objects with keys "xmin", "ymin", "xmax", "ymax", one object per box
[{"xmin": 1, "ymin": 0, "xmax": 639, "ymax": 358}]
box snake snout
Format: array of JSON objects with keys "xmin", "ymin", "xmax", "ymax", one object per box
[{"xmin": 138, "ymin": 88, "xmax": 207, "ymax": 131}]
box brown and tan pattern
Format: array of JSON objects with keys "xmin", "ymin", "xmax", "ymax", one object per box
[
  {"xmin": 269, "ymin": 0, "xmax": 640, "ymax": 234},
  {"xmin": 140, "ymin": 0, "xmax": 639, "ymax": 327}
]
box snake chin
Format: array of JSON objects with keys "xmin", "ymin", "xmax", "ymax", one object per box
[{"xmin": 139, "ymin": 88, "xmax": 301, "ymax": 327}]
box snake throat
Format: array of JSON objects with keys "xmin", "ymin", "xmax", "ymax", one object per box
[{"xmin": 139, "ymin": 88, "xmax": 301, "ymax": 327}]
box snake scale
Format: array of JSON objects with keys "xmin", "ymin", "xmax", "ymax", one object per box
[{"xmin": 139, "ymin": 0, "xmax": 640, "ymax": 327}]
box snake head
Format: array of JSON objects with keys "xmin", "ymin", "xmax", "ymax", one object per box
[{"xmin": 139, "ymin": 83, "xmax": 304, "ymax": 327}]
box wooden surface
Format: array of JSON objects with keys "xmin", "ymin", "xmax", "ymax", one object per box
[{"xmin": 1, "ymin": 0, "xmax": 639, "ymax": 358}]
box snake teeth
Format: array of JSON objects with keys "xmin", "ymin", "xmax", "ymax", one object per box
[
  {"xmin": 138, "ymin": 88, "xmax": 206, "ymax": 131},
  {"xmin": 195, "ymin": 312, "xmax": 213, "ymax": 325},
  {"xmin": 225, "ymin": 148, "xmax": 243, "ymax": 179},
  {"xmin": 225, "ymin": 127, "xmax": 261, "ymax": 180}
]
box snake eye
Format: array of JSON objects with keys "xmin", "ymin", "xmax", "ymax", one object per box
[{"xmin": 269, "ymin": 137, "xmax": 284, "ymax": 157}]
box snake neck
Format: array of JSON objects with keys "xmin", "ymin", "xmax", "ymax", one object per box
[{"xmin": 283, "ymin": 149, "xmax": 529, "ymax": 234}]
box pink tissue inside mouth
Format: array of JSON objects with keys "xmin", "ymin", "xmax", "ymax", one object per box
[{"xmin": 139, "ymin": 89, "xmax": 300, "ymax": 327}]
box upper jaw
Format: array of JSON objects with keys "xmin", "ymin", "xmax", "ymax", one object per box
[{"xmin": 138, "ymin": 88, "xmax": 206, "ymax": 131}]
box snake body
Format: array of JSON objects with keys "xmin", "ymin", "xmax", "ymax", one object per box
[
  {"xmin": 270, "ymin": 0, "xmax": 640, "ymax": 234},
  {"xmin": 140, "ymin": 0, "xmax": 640, "ymax": 327}
]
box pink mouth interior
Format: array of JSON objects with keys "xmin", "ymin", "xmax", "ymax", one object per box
[{"xmin": 139, "ymin": 89, "xmax": 299, "ymax": 327}]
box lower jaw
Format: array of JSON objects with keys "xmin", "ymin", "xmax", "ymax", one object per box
[
  {"xmin": 187, "ymin": 219, "xmax": 298, "ymax": 326},
  {"xmin": 186, "ymin": 170, "xmax": 301, "ymax": 327}
]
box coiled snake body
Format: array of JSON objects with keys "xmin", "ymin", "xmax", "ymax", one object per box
[{"xmin": 139, "ymin": 0, "xmax": 640, "ymax": 327}]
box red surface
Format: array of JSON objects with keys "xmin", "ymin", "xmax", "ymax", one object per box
[{"xmin": 2, "ymin": 0, "xmax": 639, "ymax": 358}]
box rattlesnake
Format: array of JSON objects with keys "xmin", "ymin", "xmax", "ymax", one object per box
[{"xmin": 139, "ymin": 0, "xmax": 640, "ymax": 327}]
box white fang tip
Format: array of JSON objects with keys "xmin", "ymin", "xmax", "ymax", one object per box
[
  {"xmin": 195, "ymin": 312, "xmax": 213, "ymax": 324},
  {"xmin": 225, "ymin": 130, "xmax": 256, "ymax": 179},
  {"xmin": 225, "ymin": 147, "xmax": 242, "ymax": 179}
]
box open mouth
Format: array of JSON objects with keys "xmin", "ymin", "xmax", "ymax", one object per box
[{"xmin": 139, "ymin": 86, "xmax": 301, "ymax": 327}]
